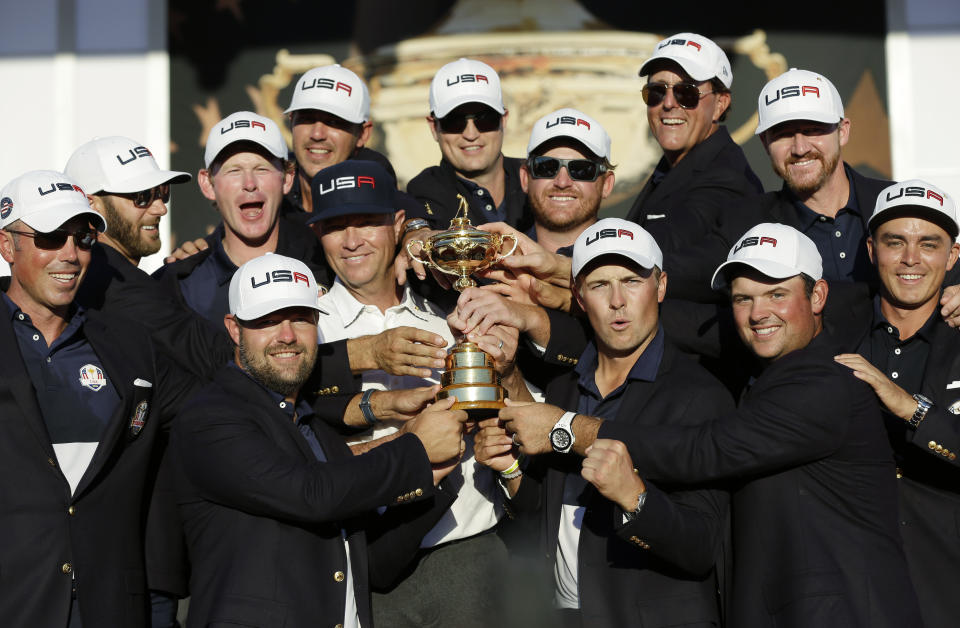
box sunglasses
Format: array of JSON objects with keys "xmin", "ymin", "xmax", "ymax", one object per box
[
  {"xmin": 6, "ymin": 228, "xmax": 98, "ymax": 251},
  {"xmin": 117, "ymin": 183, "xmax": 170, "ymax": 208},
  {"xmin": 641, "ymin": 81, "xmax": 713, "ymax": 109},
  {"xmin": 436, "ymin": 110, "xmax": 502, "ymax": 134},
  {"xmin": 526, "ymin": 156, "xmax": 607, "ymax": 182}
]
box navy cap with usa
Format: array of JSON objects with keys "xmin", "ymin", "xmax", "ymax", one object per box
[{"xmin": 306, "ymin": 160, "xmax": 396, "ymax": 224}]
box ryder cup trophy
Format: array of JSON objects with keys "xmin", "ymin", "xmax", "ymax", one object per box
[{"xmin": 406, "ymin": 196, "xmax": 518, "ymax": 415}]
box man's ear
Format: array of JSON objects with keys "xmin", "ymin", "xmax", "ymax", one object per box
[
  {"xmin": 356, "ymin": 121, "xmax": 373, "ymax": 149},
  {"xmin": 223, "ymin": 314, "xmax": 241, "ymax": 346},
  {"xmin": 427, "ymin": 116, "xmax": 440, "ymax": 143},
  {"xmin": 519, "ymin": 164, "xmax": 530, "ymax": 194},
  {"xmin": 392, "ymin": 209, "xmax": 406, "ymax": 241},
  {"xmin": 198, "ymin": 169, "xmax": 217, "ymax": 202},
  {"xmin": 866, "ymin": 235, "xmax": 876, "ymax": 265},
  {"xmin": 0, "ymin": 229, "xmax": 15, "ymax": 264},
  {"xmin": 811, "ymin": 278, "xmax": 829, "ymax": 315}
]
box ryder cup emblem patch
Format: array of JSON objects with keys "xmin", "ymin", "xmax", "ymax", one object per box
[
  {"xmin": 948, "ymin": 400, "xmax": 960, "ymax": 415},
  {"xmin": 78, "ymin": 364, "xmax": 107, "ymax": 391},
  {"xmin": 129, "ymin": 400, "xmax": 149, "ymax": 436}
]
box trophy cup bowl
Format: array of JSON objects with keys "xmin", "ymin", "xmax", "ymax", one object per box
[{"xmin": 405, "ymin": 205, "xmax": 518, "ymax": 416}]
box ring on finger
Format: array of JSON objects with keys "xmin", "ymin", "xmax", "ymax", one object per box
[
  {"xmin": 512, "ymin": 433, "xmax": 521, "ymax": 447},
  {"xmin": 498, "ymin": 338, "xmax": 504, "ymax": 350}
]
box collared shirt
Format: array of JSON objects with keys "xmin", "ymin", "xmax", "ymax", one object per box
[
  {"xmin": 316, "ymin": 279, "xmax": 502, "ymax": 547},
  {"xmin": 789, "ymin": 168, "xmax": 865, "ymax": 281},
  {"xmin": 457, "ymin": 174, "xmax": 507, "ymax": 223},
  {"xmin": 554, "ymin": 327, "xmax": 665, "ymax": 609},
  {"xmin": 4, "ymin": 293, "xmax": 121, "ymax": 495},
  {"xmin": 178, "ymin": 230, "xmax": 236, "ymax": 327},
  {"xmin": 861, "ymin": 296, "xmax": 936, "ymax": 397},
  {"xmin": 523, "ymin": 224, "xmax": 575, "ymax": 257},
  {"xmin": 229, "ymin": 362, "xmax": 360, "ymax": 628}
]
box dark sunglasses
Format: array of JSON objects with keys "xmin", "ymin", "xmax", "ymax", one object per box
[
  {"xmin": 6, "ymin": 228, "xmax": 98, "ymax": 251},
  {"xmin": 117, "ymin": 183, "xmax": 170, "ymax": 208},
  {"xmin": 436, "ymin": 110, "xmax": 502, "ymax": 134},
  {"xmin": 526, "ymin": 156, "xmax": 607, "ymax": 182},
  {"xmin": 641, "ymin": 81, "xmax": 713, "ymax": 109}
]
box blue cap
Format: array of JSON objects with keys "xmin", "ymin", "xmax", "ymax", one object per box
[{"xmin": 307, "ymin": 160, "xmax": 396, "ymax": 223}]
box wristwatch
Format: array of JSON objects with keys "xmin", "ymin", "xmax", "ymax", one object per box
[
  {"xmin": 908, "ymin": 393, "xmax": 933, "ymax": 429},
  {"xmin": 550, "ymin": 411, "xmax": 577, "ymax": 454},
  {"xmin": 623, "ymin": 490, "xmax": 648, "ymax": 523},
  {"xmin": 359, "ymin": 389, "xmax": 378, "ymax": 426},
  {"xmin": 404, "ymin": 218, "xmax": 431, "ymax": 235}
]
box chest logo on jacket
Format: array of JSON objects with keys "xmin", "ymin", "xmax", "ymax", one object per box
[
  {"xmin": 78, "ymin": 364, "xmax": 107, "ymax": 391},
  {"xmin": 948, "ymin": 399, "xmax": 960, "ymax": 415}
]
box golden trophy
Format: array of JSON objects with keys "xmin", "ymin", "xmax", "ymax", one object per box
[{"xmin": 406, "ymin": 196, "xmax": 518, "ymax": 415}]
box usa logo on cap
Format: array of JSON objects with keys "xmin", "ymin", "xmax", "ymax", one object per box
[
  {"xmin": 79, "ymin": 364, "xmax": 107, "ymax": 391},
  {"xmin": 0, "ymin": 197, "xmax": 12, "ymax": 220}
]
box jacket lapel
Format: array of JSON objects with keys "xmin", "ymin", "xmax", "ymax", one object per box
[{"xmin": 0, "ymin": 301, "xmax": 57, "ymax": 458}]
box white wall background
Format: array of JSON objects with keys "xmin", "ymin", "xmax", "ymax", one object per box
[
  {"xmin": 886, "ymin": 0, "xmax": 960, "ymax": 201},
  {"xmin": 0, "ymin": 0, "xmax": 171, "ymax": 273}
]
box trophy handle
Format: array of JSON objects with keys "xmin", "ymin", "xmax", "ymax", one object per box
[
  {"xmin": 406, "ymin": 239, "xmax": 437, "ymax": 269},
  {"xmin": 495, "ymin": 233, "xmax": 519, "ymax": 261}
]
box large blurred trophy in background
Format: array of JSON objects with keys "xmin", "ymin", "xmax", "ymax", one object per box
[{"xmin": 406, "ymin": 196, "xmax": 517, "ymax": 416}]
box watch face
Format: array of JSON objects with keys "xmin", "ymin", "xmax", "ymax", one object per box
[{"xmin": 550, "ymin": 428, "xmax": 572, "ymax": 451}]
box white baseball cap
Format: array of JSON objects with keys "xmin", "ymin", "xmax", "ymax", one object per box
[
  {"xmin": 527, "ymin": 108, "xmax": 611, "ymax": 160},
  {"xmin": 429, "ymin": 58, "xmax": 505, "ymax": 119},
  {"xmin": 284, "ymin": 64, "xmax": 370, "ymax": 124},
  {"xmin": 711, "ymin": 223, "xmax": 822, "ymax": 290},
  {"xmin": 229, "ymin": 253, "xmax": 321, "ymax": 321},
  {"xmin": 0, "ymin": 170, "xmax": 107, "ymax": 233},
  {"xmin": 204, "ymin": 111, "xmax": 288, "ymax": 169},
  {"xmin": 639, "ymin": 32, "xmax": 732, "ymax": 88},
  {"xmin": 572, "ymin": 218, "xmax": 663, "ymax": 278},
  {"xmin": 755, "ymin": 68, "xmax": 844, "ymax": 135},
  {"xmin": 870, "ymin": 179, "xmax": 959, "ymax": 239},
  {"xmin": 64, "ymin": 136, "xmax": 191, "ymax": 195}
]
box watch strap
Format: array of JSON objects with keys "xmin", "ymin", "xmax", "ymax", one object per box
[
  {"xmin": 359, "ymin": 389, "xmax": 378, "ymax": 426},
  {"xmin": 908, "ymin": 393, "xmax": 932, "ymax": 429}
]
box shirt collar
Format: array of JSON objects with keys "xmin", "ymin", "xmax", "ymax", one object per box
[
  {"xmin": 788, "ymin": 165, "xmax": 861, "ymax": 228},
  {"xmin": 575, "ymin": 325, "xmax": 665, "ymax": 394},
  {"xmin": 208, "ymin": 231, "xmax": 238, "ymax": 287},
  {"xmin": 228, "ymin": 361, "xmax": 314, "ymax": 423},
  {"xmin": 320, "ymin": 278, "xmax": 431, "ymax": 328},
  {"xmin": 872, "ymin": 294, "xmax": 940, "ymax": 344}
]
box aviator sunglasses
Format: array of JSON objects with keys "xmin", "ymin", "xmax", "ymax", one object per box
[
  {"xmin": 6, "ymin": 227, "xmax": 98, "ymax": 251},
  {"xmin": 641, "ymin": 81, "xmax": 713, "ymax": 109},
  {"xmin": 116, "ymin": 183, "xmax": 171, "ymax": 209},
  {"xmin": 526, "ymin": 156, "xmax": 607, "ymax": 182},
  {"xmin": 435, "ymin": 110, "xmax": 502, "ymax": 134}
]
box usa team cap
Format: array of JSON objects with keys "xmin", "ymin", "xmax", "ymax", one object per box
[
  {"xmin": 284, "ymin": 64, "xmax": 371, "ymax": 124},
  {"xmin": 755, "ymin": 68, "xmax": 844, "ymax": 135},
  {"xmin": 204, "ymin": 111, "xmax": 287, "ymax": 169},
  {"xmin": 527, "ymin": 108, "xmax": 611, "ymax": 160},
  {"xmin": 65, "ymin": 136, "xmax": 191, "ymax": 195},
  {"xmin": 0, "ymin": 170, "xmax": 107, "ymax": 233},
  {"xmin": 639, "ymin": 33, "xmax": 732, "ymax": 89},
  {"xmin": 711, "ymin": 223, "xmax": 822, "ymax": 290},
  {"xmin": 229, "ymin": 253, "xmax": 321, "ymax": 321},
  {"xmin": 429, "ymin": 58, "xmax": 505, "ymax": 119},
  {"xmin": 306, "ymin": 160, "xmax": 396, "ymax": 224},
  {"xmin": 572, "ymin": 218, "xmax": 663, "ymax": 278},
  {"xmin": 870, "ymin": 179, "xmax": 959, "ymax": 239}
]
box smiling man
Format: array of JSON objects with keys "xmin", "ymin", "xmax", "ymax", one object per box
[
  {"xmin": 306, "ymin": 159, "xmax": 514, "ymax": 628},
  {"xmin": 0, "ymin": 170, "xmax": 198, "ymax": 628},
  {"xmin": 155, "ymin": 111, "xmax": 325, "ymax": 327},
  {"xmin": 472, "ymin": 218, "xmax": 732, "ymax": 626},
  {"xmin": 502, "ymin": 221, "xmax": 923, "ymax": 627},
  {"xmin": 625, "ymin": 32, "xmax": 762, "ymax": 298},
  {"xmin": 173, "ymin": 252, "xmax": 467, "ymax": 628},
  {"xmin": 833, "ymin": 180, "xmax": 960, "ymax": 628}
]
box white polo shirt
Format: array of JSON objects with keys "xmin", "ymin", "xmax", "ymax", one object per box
[{"xmin": 317, "ymin": 279, "xmax": 502, "ymax": 547}]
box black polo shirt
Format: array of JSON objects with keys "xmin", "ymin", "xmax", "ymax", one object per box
[
  {"xmin": 4, "ymin": 293, "xmax": 120, "ymax": 492},
  {"xmin": 861, "ymin": 296, "xmax": 937, "ymax": 397},
  {"xmin": 789, "ymin": 167, "xmax": 866, "ymax": 282},
  {"xmin": 177, "ymin": 230, "xmax": 236, "ymax": 327}
]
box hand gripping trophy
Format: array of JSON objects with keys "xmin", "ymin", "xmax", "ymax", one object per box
[{"xmin": 406, "ymin": 196, "xmax": 517, "ymax": 416}]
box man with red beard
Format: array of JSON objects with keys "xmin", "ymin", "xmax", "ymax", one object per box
[{"xmin": 689, "ymin": 68, "xmax": 894, "ymax": 289}]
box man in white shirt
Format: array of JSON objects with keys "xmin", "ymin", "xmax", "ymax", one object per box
[{"xmin": 306, "ymin": 158, "xmax": 515, "ymax": 627}]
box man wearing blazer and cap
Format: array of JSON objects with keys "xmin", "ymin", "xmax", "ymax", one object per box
[
  {"xmin": 833, "ymin": 180, "xmax": 960, "ymax": 628},
  {"xmin": 0, "ymin": 171, "xmax": 197, "ymax": 627},
  {"xmin": 473, "ymin": 218, "xmax": 732, "ymax": 627},
  {"xmin": 626, "ymin": 32, "xmax": 763, "ymax": 300},
  {"xmin": 172, "ymin": 253, "xmax": 467, "ymax": 628},
  {"xmin": 502, "ymin": 222, "xmax": 922, "ymax": 627}
]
